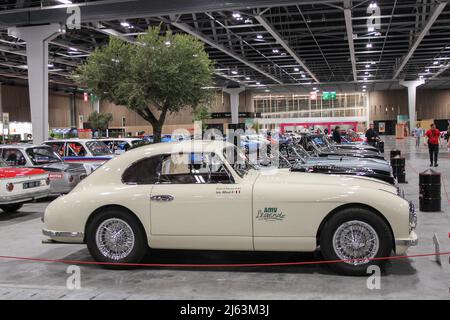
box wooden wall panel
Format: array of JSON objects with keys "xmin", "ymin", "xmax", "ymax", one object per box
[
  {"xmin": 49, "ymin": 93, "xmax": 71, "ymax": 127},
  {"xmin": 1, "ymin": 85, "xmax": 31, "ymax": 122}
]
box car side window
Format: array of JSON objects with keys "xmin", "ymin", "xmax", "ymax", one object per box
[
  {"xmin": 2, "ymin": 149, "xmax": 27, "ymax": 166},
  {"xmin": 122, "ymin": 155, "xmax": 162, "ymax": 185},
  {"xmin": 158, "ymin": 153, "xmax": 233, "ymax": 184},
  {"xmin": 45, "ymin": 142, "xmax": 65, "ymax": 157},
  {"xmin": 67, "ymin": 142, "xmax": 87, "ymax": 157}
]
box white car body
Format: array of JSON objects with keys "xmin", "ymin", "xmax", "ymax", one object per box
[
  {"xmin": 43, "ymin": 141, "xmax": 417, "ymax": 274},
  {"xmin": 0, "ymin": 167, "xmax": 50, "ymax": 207}
]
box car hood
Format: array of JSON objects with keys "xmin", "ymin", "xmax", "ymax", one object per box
[
  {"xmin": 336, "ymin": 144, "xmax": 378, "ymax": 152},
  {"xmin": 318, "ymin": 148, "xmax": 382, "ymax": 159},
  {"xmin": 36, "ymin": 162, "xmax": 86, "ymax": 172},
  {"xmin": 255, "ymin": 169, "xmax": 396, "ymax": 193},
  {"xmin": 302, "ymin": 157, "xmax": 391, "ymax": 173}
]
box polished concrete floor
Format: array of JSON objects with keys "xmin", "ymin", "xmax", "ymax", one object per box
[{"xmin": 0, "ymin": 136, "xmax": 449, "ymax": 300}]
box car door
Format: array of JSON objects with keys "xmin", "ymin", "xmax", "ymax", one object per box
[{"xmin": 150, "ymin": 151, "xmax": 253, "ymax": 251}]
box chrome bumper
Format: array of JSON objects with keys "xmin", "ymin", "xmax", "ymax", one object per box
[
  {"xmin": 395, "ymin": 232, "xmax": 419, "ymax": 246},
  {"xmin": 0, "ymin": 189, "xmax": 50, "ymax": 204},
  {"xmin": 42, "ymin": 229, "xmax": 84, "ymax": 242}
]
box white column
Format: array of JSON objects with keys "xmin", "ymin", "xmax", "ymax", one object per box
[
  {"xmin": 399, "ymin": 80, "xmax": 424, "ymax": 131},
  {"xmin": 223, "ymin": 87, "xmax": 245, "ymax": 124},
  {"xmin": 8, "ymin": 24, "xmax": 62, "ymax": 144}
]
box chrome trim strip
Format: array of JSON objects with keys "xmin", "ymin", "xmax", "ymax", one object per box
[
  {"xmin": 395, "ymin": 238, "xmax": 419, "ymax": 246},
  {"xmin": 42, "ymin": 228, "xmax": 84, "ymax": 240}
]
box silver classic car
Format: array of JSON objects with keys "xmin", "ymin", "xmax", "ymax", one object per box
[{"xmin": 0, "ymin": 145, "xmax": 87, "ymax": 195}]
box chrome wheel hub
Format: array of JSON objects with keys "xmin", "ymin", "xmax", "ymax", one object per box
[
  {"xmin": 332, "ymin": 220, "xmax": 379, "ymax": 266},
  {"xmin": 95, "ymin": 218, "xmax": 135, "ymax": 260}
]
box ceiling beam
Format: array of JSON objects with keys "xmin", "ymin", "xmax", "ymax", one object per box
[
  {"xmin": 254, "ymin": 14, "xmax": 320, "ymax": 83},
  {"xmin": 170, "ymin": 20, "xmax": 283, "ymax": 84},
  {"xmin": 0, "ymin": 0, "xmax": 343, "ymax": 27},
  {"xmin": 392, "ymin": 1, "xmax": 447, "ymax": 79},
  {"xmin": 343, "ymin": 0, "xmax": 357, "ymax": 82}
]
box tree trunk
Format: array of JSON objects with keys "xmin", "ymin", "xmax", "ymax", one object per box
[{"xmin": 152, "ymin": 122, "xmax": 163, "ymax": 143}]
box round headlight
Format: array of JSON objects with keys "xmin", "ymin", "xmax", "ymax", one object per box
[{"xmin": 6, "ymin": 183, "xmax": 14, "ymax": 192}]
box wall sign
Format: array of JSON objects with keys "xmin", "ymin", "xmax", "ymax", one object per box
[{"xmin": 210, "ymin": 112, "xmax": 261, "ymax": 119}]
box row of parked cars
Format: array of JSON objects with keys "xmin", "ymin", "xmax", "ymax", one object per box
[{"xmin": 0, "ymin": 138, "xmax": 144, "ymax": 213}]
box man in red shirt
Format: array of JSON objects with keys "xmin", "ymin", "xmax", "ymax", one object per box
[{"xmin": 424, "ymin": 123, "xmax": 440, "ymax": 167}]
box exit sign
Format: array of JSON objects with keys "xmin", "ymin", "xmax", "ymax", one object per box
[{"xmin": 323, "ymin": 91, "xmax": 337, "ymax": 101}]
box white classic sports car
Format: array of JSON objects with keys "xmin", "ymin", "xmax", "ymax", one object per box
[{"xmin": 43, "ymin": 141, "xmax": 417, "ymax": 275}]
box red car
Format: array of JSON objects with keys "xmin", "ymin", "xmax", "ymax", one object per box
[{"xmin": 0, "ymin": 160, "xmax": 50, "ymax": 213}]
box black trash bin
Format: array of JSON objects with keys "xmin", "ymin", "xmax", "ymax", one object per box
[
  {"xmin": 391, "ymin": 156, "xmax": 406, "ymax": 183},
  {"xmin": 377, "ymin": 141, "xmax": 385, "ymax": 153},
  {"xmin": 419, "ymin": 169, "xmax": 441, "ymax": 212},
  {"xmin": 390, "ymin": 149, "xmax": 401, "ymax": 159}
]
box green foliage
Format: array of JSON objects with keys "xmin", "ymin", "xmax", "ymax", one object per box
[
  {"xmin": 74, "ymin": 26, "xmax": 215, "ymax": 142},
  {"xmin": 192, "ymin": 104, "xmax": 211, "ymax": 130},
  {"xmin": 88, "ymin": 111, "xmax": 113, "ymax": 136}
]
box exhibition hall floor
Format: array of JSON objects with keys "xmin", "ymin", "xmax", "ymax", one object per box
[{"xmin": 0, "ymin": 136, "xmax": 449, "ymax": 300}]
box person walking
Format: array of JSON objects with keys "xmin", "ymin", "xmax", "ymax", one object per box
[
  {"xmin": 332, "ymin": 126, "xmax": 341, "ymax": 144},
  {"xmin": 412, "ymin": 123, "xmax": 423, "ymax": 147},
  {"xmin": 424, "ymin": 123, "xmax": 440, "ymax": 167},
  {"xmin": 365, "ymin": 123, "xmax": 379, "ymax": 147}
]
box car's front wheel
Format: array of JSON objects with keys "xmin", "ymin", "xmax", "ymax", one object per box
[
  {"xmin": 320, "ymin": 207, "xmax": 393, "ymax": 276},
  {"xmin": 86, "ymin": 209, "xmax": 148, "ymax": 266},
  {"xmin": 0, "ymin": 203, "xmax": 23, "ymax": 213}
]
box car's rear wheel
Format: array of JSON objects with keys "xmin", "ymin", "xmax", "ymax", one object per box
[
  {"xmin": 86, "ymin": 209, "xmax": 148, "ymax": 266},
  {"xmin": 320, "ymin": 207, "xmax": 393, "ymax": 276},
  {"xmin": 0, "ymin": 203, "xmax": 23, "ymax": 213}
]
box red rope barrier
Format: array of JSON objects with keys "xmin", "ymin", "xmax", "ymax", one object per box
[{"xmin": 0, "ymin": 251, "xmax": 448, "ymax": 268}]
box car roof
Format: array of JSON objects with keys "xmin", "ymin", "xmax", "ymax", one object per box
[
  {"xmin": 44, "ymin": 139, "xmax": 102, "ymax": 143},
  {"xmin": 121, "ymin": 140, "xmax": 233, "ymax": 158},
  {"xmin": 99, "ymin": 138, "xmax": 142, "ymax": 141},
  {"xmin": 0, "ymin": 144, "xmax": 50, "ymax": 149}
]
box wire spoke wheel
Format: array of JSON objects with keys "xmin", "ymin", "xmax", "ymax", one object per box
[
  {"xmin": 332, "ymin": 220, "xmax": 379, "ymax": 266},
  {"xmin": 95, "ymin": 218, "xmax": 135, "ymax": 261}
]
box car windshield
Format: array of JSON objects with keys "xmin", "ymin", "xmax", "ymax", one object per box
[
  {"xmin": 290, "ymin": 145, "xmax": 309, "ymax": 162},
  {"xmin": 85, "ymin": 141, "xmax": 113, "ymax": 156},
  {"xmin": 131, "ymin": 140, "xmax": 144, "ymax": 147},
  {"xmin": 26, "ymin": 147, "xmax": 62, "ymax": 165},
  {"xmin": 223, "ymin": 146, "xmax": 258, "ymax": 178},
  {"xmin": 322, "ymin": 135, "xmax": 336, "ymax": 146}
]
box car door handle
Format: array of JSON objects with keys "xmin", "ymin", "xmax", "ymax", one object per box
[{"xmin": 150, "ymin": 195, "xmax": 174, "ymax": 202}]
